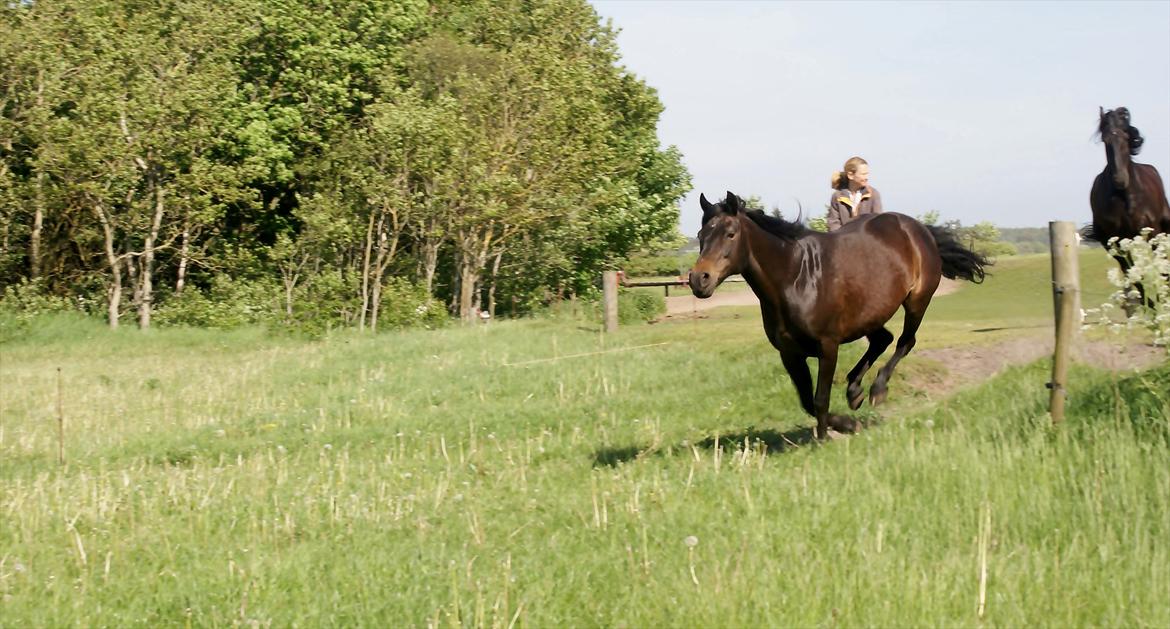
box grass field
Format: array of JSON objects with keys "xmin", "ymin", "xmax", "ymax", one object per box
[{"xmin": 1, "ymin": 252, "xmax": 1167, "ymax": 626}]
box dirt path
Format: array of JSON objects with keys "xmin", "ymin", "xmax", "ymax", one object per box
[
  {"xmin": 912, "ymin": 335, "xmax": 1165, "ymax": 398},
  {"xmin": 660, "ymin": 278, "xmax": 1164, "ymax": 402}
]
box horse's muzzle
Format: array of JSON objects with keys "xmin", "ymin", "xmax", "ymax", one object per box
[{"xmin": 688, "ymin": 270, "xmax": 715, "ymax": 298}]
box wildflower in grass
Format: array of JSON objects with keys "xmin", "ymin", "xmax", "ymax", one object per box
[
  {"xmin": 684, "ymin": 535, "xmax": 699, "ymax": 548},
  {"xmin": 1087, "ymin": 230, "xmax": 1170, "ymax": 351}
]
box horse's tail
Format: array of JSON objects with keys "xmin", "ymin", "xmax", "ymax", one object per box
[
  {"xmin": 926, "ymin": 225, "xmax": 990, "ymax": 284},
  {"xmin": 1079, "ymin": 223, "xmax": 1099, "ymax": 244}
]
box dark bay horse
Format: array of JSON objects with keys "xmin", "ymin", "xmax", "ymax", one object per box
[
  {"xmin": 1087, "ymin": 107, "xmax": 1170, "ymax": 296},
  {"xmin": 689, "ymin": 192, "xmax": 989, "ymax": 440}
]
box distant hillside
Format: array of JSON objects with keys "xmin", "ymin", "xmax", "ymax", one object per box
[{"xmin": 999, "ymin": 227, "xmax": 1051, "ymax": 254}]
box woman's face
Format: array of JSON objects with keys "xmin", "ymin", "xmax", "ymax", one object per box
[{"xmin": 847, "ymin": 164, "xmax": 870, "ymax": 188}]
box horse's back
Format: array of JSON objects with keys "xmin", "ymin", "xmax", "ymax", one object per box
[
  {"xmin": 1135, "ymin": 163, "xmax": 1170, "ymax": 225},
  {"xmin": 814, "ymin": 213, "xmax": 940, "ymax": 336},
  {"xmin": 835, "ymin": 213, "xmax": 936, "ymax": 258}
]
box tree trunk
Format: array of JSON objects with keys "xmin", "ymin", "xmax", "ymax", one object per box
[
  {"xmin": 126, "ymin": 250, "xmax": 140, "ymax": 316},
  {"xmin": 369, "ymin": 215, "xmax": 388, "ymax": 333},
  {"xmin": 138, "ymin": 180, "xmax": 164, "ymax": 329},
  {"xmin": 30, "ymin": 171, "xmax": 44, "ymax": 280},
  {"xmin": 369, "ymin": 207, "xmax": 404, "ymax": 333},
  {"xmin": 421, "ymin": 233, "xmax": 441, "ymax": 296},
  {"xmin": 417, "ymin": 184, "xmax": 445, "ymax": 297},
  {"xmin": 175, "ymin": 218, "xmax": 190, "ymax": 295},
  {"xmin": 449, "ymin": 248, "xmax": 462, "ymax": 316},
  {"xmin": 92, "ymin": 201, "xmax": 122, "ymax": 329},
  {"xmin": 358, "ymin": 211, "xmax": 375, "ymax": 331},
  {"xmin": 283, "ymin": 277, "xmax": 296, "ymax": 318},
  {"xmin": 280, "ymin": 254, "xmax": 306, "ymax": 320},
  {"xmin": 29, "ymin": 70, "xmax": 45, "ymax": 280},
  {"xmin": 488, "ymin": 250, "xmax": 504, "ymax": 318},
  {"xmin": 457, "ymin": 226, "xmax": 495, "ymax": 323},
  {"xmin": 459, "ymin": 260, "xmax": 478, "ymax": 324}
]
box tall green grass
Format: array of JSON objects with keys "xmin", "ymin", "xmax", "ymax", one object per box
[{"xmin": 1, "ymin": 255, "xmax": 1166, "ymax": 626}]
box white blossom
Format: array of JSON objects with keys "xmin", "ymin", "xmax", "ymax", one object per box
[{"xmin": 1095, "ymin": 232, "xmax": 1170, "ymax": 351}]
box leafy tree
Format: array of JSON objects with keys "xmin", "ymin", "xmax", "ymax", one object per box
[{"xmin": 0, "ymin": 0, "xmax": 691, "ymax": 331}]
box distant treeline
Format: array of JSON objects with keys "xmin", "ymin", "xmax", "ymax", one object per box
[
  {"xmin": 0, "ymin": 0, "xmax": 690, "ymax": 332},
  {"xmin": 999, "ymin": 228, "xmax": 1052, "ymax": 254},
  {"xmin": 653, "ymin": 219, "xmax": 1057, "ymax": 278}
]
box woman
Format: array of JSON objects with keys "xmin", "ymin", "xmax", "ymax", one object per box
[{"xmin": 826, "ymin": 156, "xmax": 882, "ymax": 232}]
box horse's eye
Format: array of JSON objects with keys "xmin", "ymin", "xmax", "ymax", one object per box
[{"xmin": 728, "ymin": 232, "xmax": 736, "ymax": 239}]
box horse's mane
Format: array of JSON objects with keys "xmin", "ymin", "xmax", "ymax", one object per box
[
  {"xmin": 744, "ymin": 209, "xmax": 812, "ymax": 241},
  {"xmin": 1098, "ymin": 107, "xmax": 1144, "ymax": 156}
]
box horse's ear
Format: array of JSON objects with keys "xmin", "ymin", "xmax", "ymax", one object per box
[
  {"xmin": 1099, "ymin": 106, "xmax": 1104, "ymax": 117},
  {"xmin": 700, "ymin": 193, "xmax": 716, "ymax": 220},
  {"xmin": 724, "ymin": 191, "xmax": 741, "ymax": 214}
]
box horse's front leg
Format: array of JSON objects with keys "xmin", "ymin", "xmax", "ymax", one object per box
[
  {"xmin": 779, "ymin": 348, "xmax": 815, "ymax": 417},
  {"xmin": 814, "ymin": 341, "xmax": 858, "ymax": 439}
]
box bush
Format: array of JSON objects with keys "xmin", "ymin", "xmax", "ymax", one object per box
[
  {"xmin": 0, "ymin": 279, "xmax": 87, "ymax": 343},
  {"xmin": 622, "ymin": 253, "xmax": 694, "ymax": 277},
  {"xmin": 618, "ymin": 289, "xmax": 666, "ymax": 324},
  {"xmin": 977, "ymin": 241, "xmax": 1018, "ymax": 257},
  {"xmin": 285, "ymin": 269, "xmax": 354, "ymax": 336},
  {"xmin": 154, "ymin": 275, "xmax": 281, "ymax": 330},
  {"xmin": 376, "ymin": 276, "xmax": 449, "ymax": 330}
]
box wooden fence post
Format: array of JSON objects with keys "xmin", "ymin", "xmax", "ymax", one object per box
[
  {"xmin": 603, "ymin": 271, "xmax": 618, "ymax": 333},
  {"xmin": 1048, "ymin": 221, "xmax": 1080, "ymax": 424}
]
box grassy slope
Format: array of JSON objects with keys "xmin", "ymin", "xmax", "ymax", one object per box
[{"xmin": 0, "ymin": 252, "xmax": 1166, "ymax": 626}]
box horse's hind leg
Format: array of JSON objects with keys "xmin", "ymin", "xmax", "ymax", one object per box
[
  {"xmin": 846, "ymin": 327, "xmax": 894, "ymax": 410},
  {"xmin": 870, "ymin": 299, "xmax": 929, "ymax": 407}
]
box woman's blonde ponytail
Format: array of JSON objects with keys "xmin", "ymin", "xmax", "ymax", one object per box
[{"xmin": 831, "ymin": 156, "xmax": 868, "ymax": 190}]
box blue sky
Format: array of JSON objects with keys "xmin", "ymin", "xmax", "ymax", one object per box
[{"xmin": 590, "ymin": 1, "xmax": 1170, "ymax": 236}]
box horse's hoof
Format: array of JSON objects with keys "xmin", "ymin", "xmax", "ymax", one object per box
[
  {"xmin": 828, "ymin": 414, "xmax": 860, "ymax": 433},
  {"xmin": 869, "ymin": 387, "xmax": 888, "ymax": 407},
  {"xmin": 847, "ymin": 384, "xmax": 866, "ymax": 410}
]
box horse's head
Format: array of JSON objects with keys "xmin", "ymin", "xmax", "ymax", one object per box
[
  {"xmin": 1099, "ymin": 107, "xmax": 1145, "ymax": 187},
  {"xmin": 689, "ymin": 191, "xmax": 749, "ymax": 298}
]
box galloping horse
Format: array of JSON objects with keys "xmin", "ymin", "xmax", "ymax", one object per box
[
  {"xmin": 689, "ymin": 192, "xmax": 989, "ymax": 440},
  {"xmin": 1087, "ymin": 107, "xmax": 1170, "ymax": 297}
]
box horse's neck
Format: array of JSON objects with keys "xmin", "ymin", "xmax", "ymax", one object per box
[
  {"xmin": 1106, "ymin": 142, "xmax": 1133, "ymax": 190},
  {"xmin": 740, "ymin": 219, "xmax": 799, "ymax": 304}
]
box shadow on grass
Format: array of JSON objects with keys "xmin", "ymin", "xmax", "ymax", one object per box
[{"xmin": 593, "ymin": 425, "xmax": 821, "ymax": 467}]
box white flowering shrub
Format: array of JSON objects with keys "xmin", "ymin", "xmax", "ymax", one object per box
[{"xmin": 1090, "ymin": 229, "xmax": 1170, "ymax": 350}]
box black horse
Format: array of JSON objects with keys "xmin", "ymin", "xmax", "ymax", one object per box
[
  {"xmin": 1086, "ymin": 107, "xmax": 1170, "ymax": 300},
  {"xmin": 689, "ymin": 192, "xmax": 989, "ymax": 440}
]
